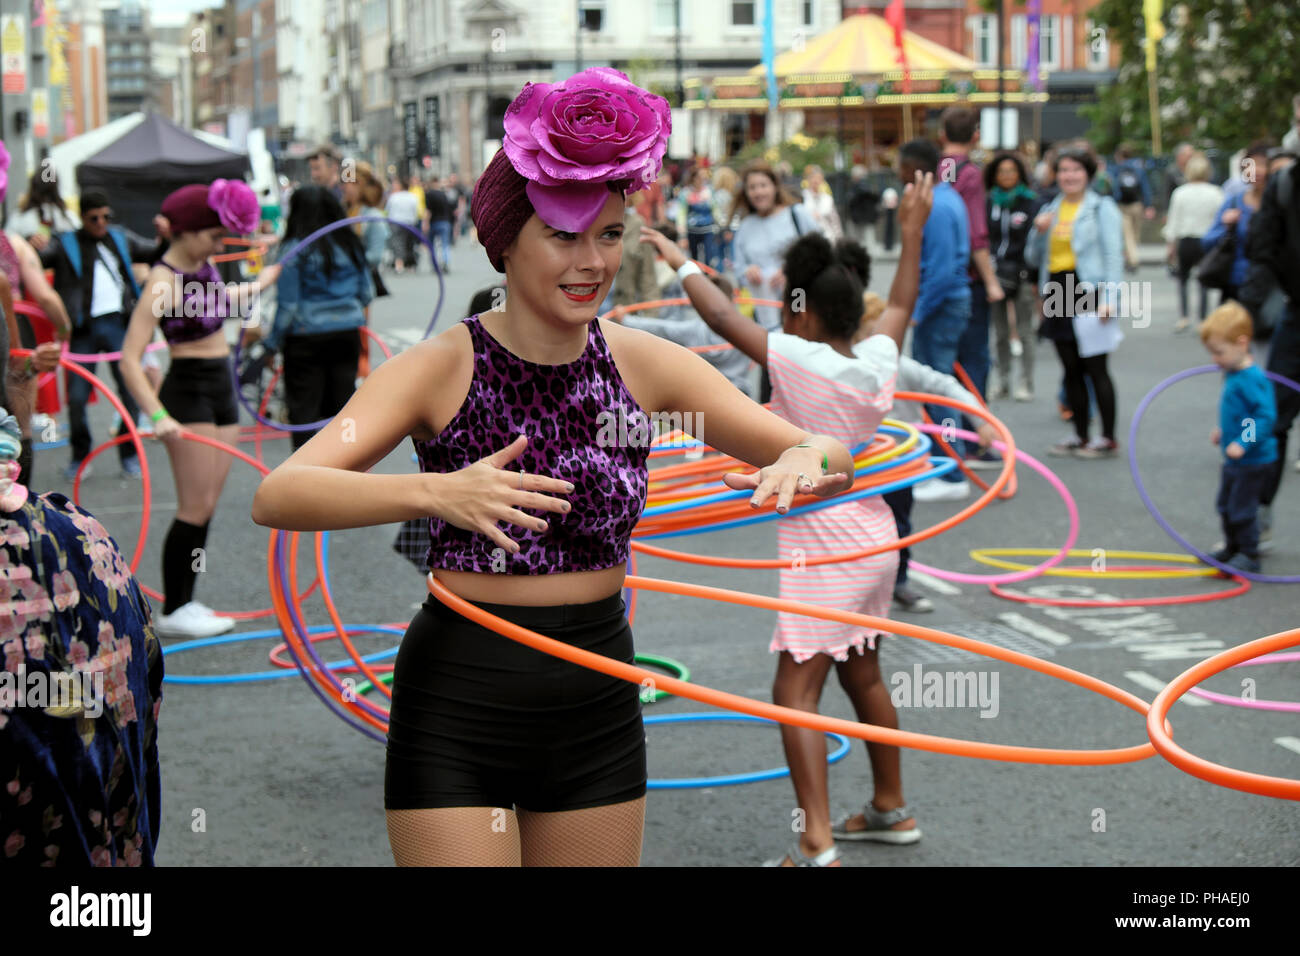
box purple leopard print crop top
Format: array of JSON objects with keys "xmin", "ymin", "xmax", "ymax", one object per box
[
  {"xmin": 414, "ymin": 313, "xmax": 651, "ymax": 574},
  {"xmin": 156, "ymin": 259, "xmax": 231, "ymax": 344}
]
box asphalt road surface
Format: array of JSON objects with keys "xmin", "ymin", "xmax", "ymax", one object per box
[{"xmin": 38, "ymin": 232, "xmax": 1299, "ymax": 867}]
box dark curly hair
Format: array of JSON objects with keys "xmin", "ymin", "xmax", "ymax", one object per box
[
  {"xmin": 782, "ymin": 233, "xmax": 871, "ymax": 339},
  {"xmin": 983, "ymin": 151, "xmax": 1032, "ymax": 192}
]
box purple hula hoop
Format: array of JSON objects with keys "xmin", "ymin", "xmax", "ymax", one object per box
[
  {"xmin": 232, "ymin": 215, "xmax": 445, "ymax": 433},
  {"xmin": 1128, "ymin": 364, "xmax": 1300, "ymax": 584}
]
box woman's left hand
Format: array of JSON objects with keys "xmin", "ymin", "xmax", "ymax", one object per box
[
  {"xmin": 1098, "ymin": 302, "xmax": 1112, "ymax": 322},
  {"xmin": 723, "ymin": 460, "xmax": 850, "ymax": 514}
]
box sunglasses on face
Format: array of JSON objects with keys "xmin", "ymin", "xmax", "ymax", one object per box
[{"xmin": 84, "ymin": 212, "xmax": 113, "ymax": 223}]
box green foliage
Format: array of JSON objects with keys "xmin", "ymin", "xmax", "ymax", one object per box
[
  {"xmin": 1082, "ymin": 0, "xmax": 1300, "ymax": 155},
  {"xmin": 733, "ymin": 134, "xmax": 840, "ymax": 171}
]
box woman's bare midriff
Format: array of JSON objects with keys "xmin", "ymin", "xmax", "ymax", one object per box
[
  {"xmin": 168, "ymin": 328, "xmax": 231, "ymax": 360},
  {"xmin": 430, "ymin": 565, "xmax": 627, "ymax": 606}
]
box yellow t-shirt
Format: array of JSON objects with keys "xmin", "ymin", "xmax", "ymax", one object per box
[{"xmin": 1048, "ymin": 199, "xmax": 1080, "ymax": 273}]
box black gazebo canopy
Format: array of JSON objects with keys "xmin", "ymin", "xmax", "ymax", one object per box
[{"xmin": 76, "ymin": 112, "xmax": 251, "ymax": 236}]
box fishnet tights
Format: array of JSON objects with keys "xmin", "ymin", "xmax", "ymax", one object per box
[{"xmin": 386, "ymin": 797, "xmax": 645, "ymax": 867}]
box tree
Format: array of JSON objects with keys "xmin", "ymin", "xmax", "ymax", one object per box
[{"xmin": 1081, "ymin": 0, "xmax": 1300, "ymax": 155}]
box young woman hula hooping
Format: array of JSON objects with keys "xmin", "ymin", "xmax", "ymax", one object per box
[
  {"xmin": 251, "ymin": 68, "xmax": 857, "ymax": 867},
  {"xmin": 119, "ymin": 181, "xmax": 281, "ymax": 639}
]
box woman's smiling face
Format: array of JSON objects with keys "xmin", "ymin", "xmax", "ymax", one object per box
[{"xmin": 502, "ymin": 189, "xmax": 627, "ymax": 323}]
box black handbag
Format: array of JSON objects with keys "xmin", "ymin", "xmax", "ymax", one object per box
[
  {"xmin": 1198, "ymin": 220, "xmax": 1238, "ymax": 291},
  {"xmin": 994, "ymin": 257, "xmax": 1024, "ymax": 295},
  {"xmin": 370, "ymin": 265, "xmax": 390, "ymax": 298}
]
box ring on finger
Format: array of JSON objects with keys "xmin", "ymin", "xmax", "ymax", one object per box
[
  {"xmin": 519, "ymin": 468, "xmax": 525, "ymax": 491},
  {"xmin": 796, "ymin": 472, "xmax": 812, "ymax": 490}
]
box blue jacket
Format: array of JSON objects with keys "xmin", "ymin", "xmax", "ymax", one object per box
[
  {"xmin": 1112, "ymin": 158, "xmax": 1153, "ymax": 207},
  {"xmin": 1220, "ymin": 364, "xmax": 1277, "ymax": 465},
  {"xmin": 1025, "ymin": 189, "xmax": 1125, "ymax": 311},
  {"xmin": 914, "ymin": 182, "xmax": 971, "ymax": 325},
  {"xmin": 267, "ymin": 241, "xmax": 374, "ymax": 349},
  {"xmin": 1201, "ymin": 193, "xmax": 1255, "ymax": 289}
]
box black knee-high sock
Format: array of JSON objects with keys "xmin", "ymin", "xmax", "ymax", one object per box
[
  {"xmin": 162, "ymin": 518, "xmax": 210, "ymax": 614},
  {"xmin": 17, "ymin": 438, "xmax": 33, "ymax": 489}
]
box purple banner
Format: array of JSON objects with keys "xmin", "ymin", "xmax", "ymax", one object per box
[{"xmin": 1026, "ymin": 0, "xmax": 1042, "ymax": 91}]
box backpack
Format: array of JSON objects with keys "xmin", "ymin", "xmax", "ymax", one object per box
[{"xmin": 1117, "ymin": 168, "xmax": 1142, "ymax": 204}]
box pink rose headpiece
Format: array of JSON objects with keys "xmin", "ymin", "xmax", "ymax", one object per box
[
  {"xmin": 472, "ymin": 68, "xmax": 671, "ymax": 272},
  {"xmin": 161, "ymin": 179, "xmax": 260, "ymax": 235}
]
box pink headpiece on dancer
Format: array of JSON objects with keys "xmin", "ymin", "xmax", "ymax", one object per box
[{"xmin": 471, "ymin": 67, "xmax": 671, "ymax": 273}]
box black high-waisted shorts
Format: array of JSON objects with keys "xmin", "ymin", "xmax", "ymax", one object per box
[
  {"xmin": 384, "ymin": 589, "xmax": 647, "ymax": 812},
  {"xmin": 157, "ymin": 356, "xmax": 239, "ymax": 426}
]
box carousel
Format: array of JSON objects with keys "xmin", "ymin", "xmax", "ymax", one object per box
[{"xmin": 685, "ymin": 12, "xmax": 1049, "ymax": 167}]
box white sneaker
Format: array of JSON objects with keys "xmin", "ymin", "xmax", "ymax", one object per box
[
  {"xmin": 912, "ymin": 477, "xmax": 971, "ymax": 502},
  {"xmin": 137, "ymin": 413, "xmax": 154, "ymax": 436},
  {"xmin": 153, "ymin": 601, "xmax": 236, "ymax": 639},
  {"xmin": 1013, "ymin": 385, "xmax": 1033, "ymax": 402},
  {"xmin": 1010, "ymin": 339, "xmax": 1024, "ymax": 357}
]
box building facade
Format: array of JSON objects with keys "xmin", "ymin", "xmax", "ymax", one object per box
[
  {"xmin": 391, "ymin": 0, "xmax": 834, "ymax": 179},
  {"xmin": 100, "ymin": 0, "xmax": 151, "ymax": 120}
]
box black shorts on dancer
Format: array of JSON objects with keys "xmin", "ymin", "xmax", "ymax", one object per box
[
  {"xmin": 158, "ymin": 356, "xmax": 239, "ymax": 426},
  {"xmin": 385, "ymin": 590, "xmax": 647, "ymax": 813}
]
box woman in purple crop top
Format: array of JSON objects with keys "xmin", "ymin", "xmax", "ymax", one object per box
[
  {"xmin": 120, "ymin": 182, "xmax": 280, "ymax": 641},
  {"xmin": 253, "ymin": 69, "xmax": 856, "ymax": 868}
]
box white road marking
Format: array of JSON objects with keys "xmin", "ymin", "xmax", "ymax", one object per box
[
  {"xmin": 907, "ymin": 569, "xmax": 961, "ymax": 596},
  {"xmin": 1274, "ymin": 737, "xmax": 1300, "ymax": 756},
  {"xmin": 1124, "ymin": 671, "xmax": 1211, "ymax": 706},
  {"xmin": 998, "ymin": 612, "xmax": 1072, "ymax": 647}
]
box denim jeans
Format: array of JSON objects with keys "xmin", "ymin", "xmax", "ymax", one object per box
[
  {"xmin": 955, "ymin": 280, "xmax": 991, "ymax": 456},
  {"xmin": 1217, "ymin": 461, "xmax": 1274, "ymax": 558},
  {"xmin": 67, "ymin": 313, "xmax": 142, "ymax": 465},
  {"xmin": 911, "ymin": 291, "xmax": 972, "ymax": 480},
  {"xmin": 430, "ymin": 220, "xmax": 453, "ymax": 270}
]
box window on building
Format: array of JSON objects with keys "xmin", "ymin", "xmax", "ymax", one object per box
[
  {"xmin": 653, "ymin": 0, "xmax": 684, "ymax": 33},
  {"xmin": 1086, "ymin": 20, "xmax": 1109, "ymax": 70},
  {"xmin": 579, "ymin": 0, "xmax": 604, "ymax": 31},
  {"xmin": 802, "ymin": 0, "xmax": 815, "ymax": 28},
  {"xmin": 1011, "ymin": 14, "xmax": 1026, "ymax": 68},
  {"xmin": 1040, "ymin": 14, "xmax": 1059, "ymax": 69},
  {"xmin": 732, "ymin": 1, "xmax": 756, "ymax": 27},
  {"xmin": 971, "ymin": 14, "xmax": 997, "ymax": 67}
]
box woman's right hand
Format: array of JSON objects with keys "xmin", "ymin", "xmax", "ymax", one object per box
[
  {"xmin": 1221, "ymin": 208, "xmax": 1241, "ymax": 226},
  {"xmin": 744, "ymin": 265, "xmax": 763, "ymax": 287},
  {"xmin": 429, "ymin": 435, "xmax": 574, "ymax": 555},
  {"xmin": 1034, "ymin": 211, "xmax": 1053, "ymax": 233}
]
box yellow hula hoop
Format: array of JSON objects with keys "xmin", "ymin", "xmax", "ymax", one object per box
[{"xmin": 968, "ymin": 548, "xmax": 1219, "ymax": 579}]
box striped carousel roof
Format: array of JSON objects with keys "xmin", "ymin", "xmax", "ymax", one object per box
[{"xmin": 750, "ymin": 12, "xmax": 979, "ymax": 77}]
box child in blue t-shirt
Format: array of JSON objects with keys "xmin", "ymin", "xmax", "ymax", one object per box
[{"xmin": 1200, "ymin": 302, "xmax": 1277, "ymax": 573}]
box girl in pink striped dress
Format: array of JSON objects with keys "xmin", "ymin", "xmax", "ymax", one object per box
[{"xmin": 639, "ymin": 171, "xmax": 934, "ymax": 866}]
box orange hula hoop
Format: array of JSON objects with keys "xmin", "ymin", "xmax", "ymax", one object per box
[
  {"xmin": 630, "ymin": 391, "xmax": 1015, "ymax": 569},
  {"xmin": 427, "ymin": 574, "xmax": 1164, "ymax": 766}
]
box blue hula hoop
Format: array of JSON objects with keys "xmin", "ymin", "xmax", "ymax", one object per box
[
  {"xmin": 160, "ymin": 624, "xmax": 404, "ymax": 684},
  {"xmin": 645, "ymin": 713, "xmax": 851, "ymax": 789}
]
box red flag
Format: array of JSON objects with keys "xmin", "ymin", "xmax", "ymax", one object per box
[{"xmin": 884, "ymin": 0, "xmax": 910, "ymax": 94}]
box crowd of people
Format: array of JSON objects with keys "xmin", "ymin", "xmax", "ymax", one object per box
[{"xmin": 0, "ymin": 73, "xmax": 1298, "ymax": 868}]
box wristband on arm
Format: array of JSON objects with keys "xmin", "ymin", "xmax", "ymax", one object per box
[
  {"xmin": 150, "ymin": 408, "xmax": 169, "ymax": 423},
  {"xmin": 794, "ymin": 443, "xmax": 829, "ymax": 474}
]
